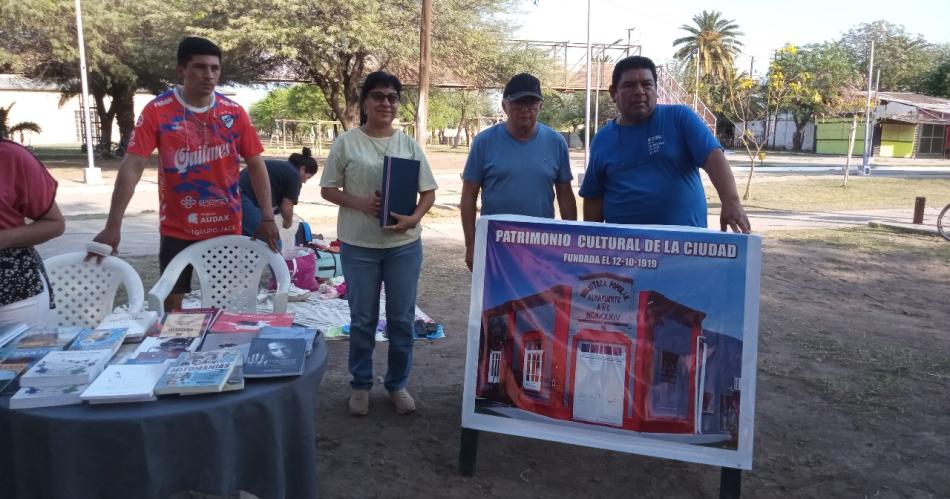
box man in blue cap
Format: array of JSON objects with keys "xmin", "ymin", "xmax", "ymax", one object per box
[{"xmin": 460, "ymin": 72, "xmax": 577, "ymax": 270}]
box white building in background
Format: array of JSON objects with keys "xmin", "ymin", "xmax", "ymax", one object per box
[
  {"xmin": 0, "ymin": 74, "xmax": 254, "ymax": 148},
  {"xmin": 733, "ymin": 112, "xmax": 816, "ymax": 152}
]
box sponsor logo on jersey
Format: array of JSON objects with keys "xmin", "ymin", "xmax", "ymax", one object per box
[
  {"xmin": 187, "ymin": 213, "xmax": 230, "ymax": 224},
  {"xmin": 153, "ymin": 96, "xmax": 173, "ymax": 107},
  {"xmin": 181, "ymin": 196, "xmax": 197, "ymax": 209},
  {"xmin": 199, "ymin": 198, "xmax": 228, "ymax": 207},
  {"xmin": 173, "ymin": 143, "xmax": 231, "ymax": 172}
]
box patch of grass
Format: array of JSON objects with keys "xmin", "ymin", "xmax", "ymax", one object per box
[
  {"xmin": 711, "ymin": 177, "xmax": 950, "ymax": 212},
  {"xmin": 769, "ymin": 226, "xmax": 950, "ymax": 264}
]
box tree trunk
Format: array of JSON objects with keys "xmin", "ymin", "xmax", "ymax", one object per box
[
  {"xmin": 93, "ymin": 92, "xmax": 116, "ymax": 159},
  {"xmin": 843, "ymin": 114, "xmax": 858, "ymax": 187},
  {"xmin": 792, "ymin": 118, "xmax": 809, "ymax": 151},
  {"xmin": 113, "ymin": 84, "xmax": 136, "ymax": 155},
  {"xmin": 453, "ymin": 99, "xmax": 468, "ymax": 149}
]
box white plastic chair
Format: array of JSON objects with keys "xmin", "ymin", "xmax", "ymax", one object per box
[
  {"xmin": 43, "ymin": 252, "xmax": 145, "ymax": 328},
  {"xmin": 148, "ymin": 235, "xmax": 290, "ymax": 317}
]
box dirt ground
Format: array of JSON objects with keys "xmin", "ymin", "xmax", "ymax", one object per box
[{"xmin": 308, "ymin": 228, "xmax": 949, "ymax": 499}]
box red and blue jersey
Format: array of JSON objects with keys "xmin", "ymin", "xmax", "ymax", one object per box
[{"xmin": 127, "ymin": 88, "xmax": 264, "ymax": 240}]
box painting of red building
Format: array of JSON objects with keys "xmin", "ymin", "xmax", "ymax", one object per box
[{"xmin": 475, "ymin": 272, "xmax": 742, "ymax": 445}]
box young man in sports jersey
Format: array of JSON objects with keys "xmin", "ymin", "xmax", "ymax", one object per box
[{"xmin": 91, "ymin": 37, "xmax": 280, "ymax": 312}]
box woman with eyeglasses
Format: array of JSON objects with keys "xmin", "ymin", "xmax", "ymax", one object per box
[{"xmin": 319, "ymin": 71, "xmax": 438, "ymax": 417}]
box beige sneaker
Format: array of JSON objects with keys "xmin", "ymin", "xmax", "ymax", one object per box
[
  {"xmin": 348, "ymin": 389, "xmax": 370, "ymax": 416},
  {"xmin": 390, "ymin": 389, "xmax": 416, "ymax": 415}
]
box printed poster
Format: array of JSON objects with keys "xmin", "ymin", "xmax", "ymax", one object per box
[{"xmin": 461, "ymin": 215, "xmax": 761, "ymax": 469}]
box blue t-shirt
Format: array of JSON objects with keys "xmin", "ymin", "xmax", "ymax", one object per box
[
  {"xmin": 579, "ymin": 105, "xmax": 719, "ymax": 227},
  {"xmin": 462, "ymin": 122, "xmax": 573, "ymax": 218}
]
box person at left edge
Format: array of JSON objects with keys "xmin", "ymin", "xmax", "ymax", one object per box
[{"xmin": 89, "ymin": 36, "xmax": 279, "ymax": 312}]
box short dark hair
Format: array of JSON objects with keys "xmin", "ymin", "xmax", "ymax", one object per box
[
  {"xmin": 612, "ymin": 56, "xmax": 657, "ymax": 89},
  {"xmin": 288, "ymin": 147, "xmax": 318, "ymax": 175},
  {"xmin": 177, "ymin": 36, "xmax": 222, "ymax": 66},
  {"xmin": 359, "ymin": 71, "xmax": 403, "ymax": 125}
]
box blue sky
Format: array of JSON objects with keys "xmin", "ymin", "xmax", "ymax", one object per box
[{"xmin": 508, "ymin": 0, "xmax": 950, "ymax": 78}]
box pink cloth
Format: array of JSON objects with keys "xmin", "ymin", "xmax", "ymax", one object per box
[{"xmin": 0, "ymin": 140, "xmax": 57, "ymax": 230}]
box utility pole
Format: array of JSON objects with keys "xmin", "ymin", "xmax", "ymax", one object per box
[
  {"xmin": 583, "ymin": 0, "xmax": 592, "ymax": 169},
  {"xmin": 415, "ymin": 0, "xmax": 432, "ymax": 151},
  {"xmin": 74, "ymin": 0, "xmax": 100, "ymax": 184},
  {"xmin": 861, "ymin": 40, "xmax": 875, "ymax": 175},
  {"xmin": 594, "ymin": 45, "xmax": 602, "ymax": 134}
]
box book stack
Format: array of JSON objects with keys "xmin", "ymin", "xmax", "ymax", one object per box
[
  {"xmin": 0, "ymin": 326, "xmax": 87, "ymax": 396},
  {"xmin": 153, "ymin": 349, "xmax": 243, "ymax": 395},
  {"xmin": 19, "ymin": 350, "xmax": 113, "ymax": 388},
  {"xmin": 9, "ymin": 384, "xmax": 87, "ymax": 409},
  {"xmin": 200, "ymin": 311, "xmax": 296, "ymax": 358}
]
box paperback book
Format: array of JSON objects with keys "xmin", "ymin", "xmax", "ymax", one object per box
[
  {"xmin": 244, "ymin": 337, "xmax": 307, "ymax": 378},
  {"xmin": 159, "ymin": 311, "xmax": 215, "ymax": 338},
  {"xmin": 96, "ymin": 311, "xmax": 159, "ymax": 343},
  {"xmin": 153, "ymin": 349, "xmax": 242, "ymax": 395},
  {"xmin": 0, "ymin": 323, "xmax": 28, "ymax": 349},
  {"xmin": 258, "ymin": 326, "xmax": 318, "ymax": 356},
  {"xmin": 127, "ymin": 336, "xmax": 200, "ymax": 364},
  {"xmin": 7, "ymin": 326, "xmax": 85, "ymax": 350},
  {"xmin": 208, "ymin": 311, "xmax": 295, "ymax": 334},
  {"xmin": 80, "ymin": 362, "xmax": 171, "ymax": 404},
  {"xmin": 9, "ymin": 383, "xmax": 88, "ymax": 409},
  {"xmin": 20, "ymin": 349, "xmax": 113, "ymax": 388},
  {"xmin": 69, "ymin": 327, "xmax": 127, "ymax": 356},
  {"xmin": 199, "ymin": 332, "xmax": 257, "ymax": 358}
]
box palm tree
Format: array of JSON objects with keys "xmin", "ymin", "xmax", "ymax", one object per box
[
  {"xmin": 0, "ymin": 102, "xmax": 41, "ymax": 140},
  {"xmin": 673, "ymin": 11, "xmax": 744, "ymax": 82}
]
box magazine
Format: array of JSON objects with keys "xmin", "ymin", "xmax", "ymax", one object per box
[
  {"xmin": 153, "ymin": 349, "xmax": 242, "ymax": 395},
  {"xmin": 244, "ymin": 337, "xmax": 307, "ymax": 378}
]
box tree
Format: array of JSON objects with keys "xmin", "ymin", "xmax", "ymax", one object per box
[
  {"xmin": 0, "ymin": 102, "xmax": 42, "ymax": 140},
  {"xmin": 673, "ymin": 10, "xmax": 744, "ymax": 84},
  {"xmin": 249, "ymin": 84, "xmax": 333, "ymax": 139},
  {"xmin": 771, "ymin": 43, "xmax": 862, "ymax": 151},
  {"xmin": 839, "ymin": 20, "xmax": 933, "ymax": 92},
  {"xmin": 723, "ymin": 47, "xmax": 805, "ymax": 199},
  {"xmin": 211, "ymin": 0, "xmax": 535, "ymax": 131},
  {"xmin": 920, "ymin": 47, "xmax": 950, "ymax": 98}
]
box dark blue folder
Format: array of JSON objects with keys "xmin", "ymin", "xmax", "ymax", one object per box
[{"xmin": 379, "ymin": 156, "xmax": 420, "ymax": 226}]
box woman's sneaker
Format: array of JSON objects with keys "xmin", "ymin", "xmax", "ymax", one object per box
[
  {"xmin": 390, "ymin": 389, "xmax": 416, "ymax": 415},
  {"xmin": 348, "ymin": 389, "xmax": 370, "ymax": 416}
]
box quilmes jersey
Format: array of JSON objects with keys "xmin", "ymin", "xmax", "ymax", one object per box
[{"xmin": 127, "ymin": 87, "xmax": 264, "ymax": 240}]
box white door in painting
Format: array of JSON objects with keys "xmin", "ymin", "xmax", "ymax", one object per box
[{"xmin": 572, "ymin": 341, "xmax": 626, "ymax": 426}]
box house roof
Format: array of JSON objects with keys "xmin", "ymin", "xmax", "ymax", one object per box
[{"xmin": 876, "ymin": 92, "xmax": 950, "ymax": 113}]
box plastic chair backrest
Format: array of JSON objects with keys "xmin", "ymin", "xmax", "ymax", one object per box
[
  {"xmin": 43, "ymin": 252, "xmax": 145, "ymax": 328},
  {"xmin": 147, "ymin": 235, "xmax": 290, "ymax": 317}
]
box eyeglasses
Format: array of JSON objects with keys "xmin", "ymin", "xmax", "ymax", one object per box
[
  {"xmin": 368, "ymin": 91, "xmax": 400, "ymax": 104},
  {"xmin": 508, "ymin": 98, "xmax": 541, "ymax": 110}
]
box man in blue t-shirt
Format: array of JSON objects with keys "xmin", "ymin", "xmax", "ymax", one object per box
[
  {"xmin": 579, "ymin": 56, "xmax": 750, "ymax": 233},
  {"xmin": 461, "ymin": 72, "xmax": 578, "ymax": 270}
]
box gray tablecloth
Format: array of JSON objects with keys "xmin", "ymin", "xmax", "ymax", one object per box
[{"xmin": 0, "ymin": 336, "xmax": 327, "ymax": 499}]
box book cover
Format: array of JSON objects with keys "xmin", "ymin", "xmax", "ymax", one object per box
[
  {"xmin": 80, "ymin": 362, "xmax": 170, "ymax": 403},
  {"xmin": 8, "ymin": 326, "xmax": 86, "ymax": 350},
  {"xmin": 208, "ymin": 311, "xmax": 295, "ymax": 334},
  {"xmin": 199, "ymin": 332, "xmax": 257, "ymax": 358},
  {"xmin": 127, "ymin": 336, "xmax": 199, "ymax": 364},
  {"xmin": 69, "ymin": 328, "xmax": 127, "ymax": 356},
  {"xmin": 0, "ymin": 323, "xmax": 28, "ymax": 349},
  {"xmin": 20, "ymin": 349, "xmax": 113, "ymax": 388},
  {"xmin": 97, "ymin": 311, "xmax": 159, "ymax": 342},
  {"xmin": 244, "ymin": 337, "xmax": 307, "ymax": 378},
  {"xmin": 0, "ymin": 347, "xmax": 62, "ymax": 374},
  {"xmin": 159, "ymin": 312, "xmax": 214, "ymax": 338},
  {"xmin": 378, "ymin": 156, "xmax": 420, "ymax": 227},
  {"xmin": 9, "ymin": 383, "xmax": 88, "ymax": 409},
  {"xmin": 258, "ymin": 326, "xmax": 318, "ymax": 356},
  {"xmin": 153, "ymin": 349, "xmax": 241, "ymax": 395}
]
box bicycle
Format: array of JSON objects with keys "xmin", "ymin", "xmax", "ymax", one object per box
[{"xmin": 939, "ymin": 202, "xmax": 950, "ymax": 241}]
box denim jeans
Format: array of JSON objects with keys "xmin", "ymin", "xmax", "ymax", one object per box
[
  {"xmin": 240, "ymin": 194, "xmax": 262, "ymax": 237},
  {"xmin": 341, "ymin": 239, "xmax": 422, "ymax": 391}
]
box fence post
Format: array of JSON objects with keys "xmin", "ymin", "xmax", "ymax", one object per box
[{"xmin": 913, "ymin": 197, "xmax": 926, "ymax": 224}]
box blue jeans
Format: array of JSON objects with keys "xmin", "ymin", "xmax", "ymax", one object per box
[
  {"xmin": 341, "ymin": 239, "xmax": 422, "ymax": 391},
  {"xmin": 241, "ymin": 194, "xmax": 262, "ymax": 237}
]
